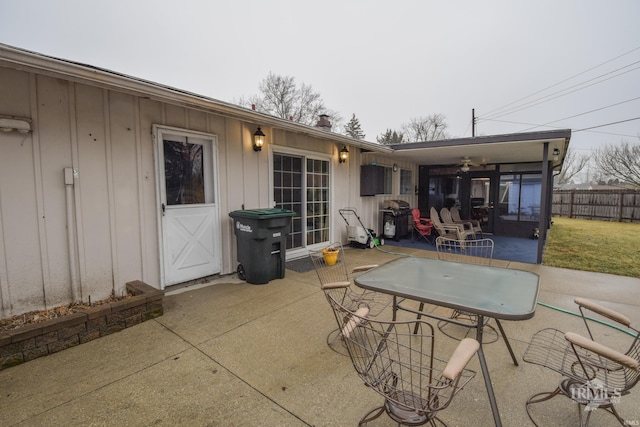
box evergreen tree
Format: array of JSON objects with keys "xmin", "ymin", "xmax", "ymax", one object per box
[
  {"xmin": 344, "ymin": 113, "xmax": 365, "ymax": 139},
  {"xmin": 377, "ymin": 129, "xmax": 404, "ymax": 145}
]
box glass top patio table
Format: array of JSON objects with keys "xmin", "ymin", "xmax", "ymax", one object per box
[
  {"xmin": 354, "ymin": 256, "xmax": 540, "ymax": 320},
  {"xmin": 354, "ymin": 256, "xmax": 540, "ymax": 427}
]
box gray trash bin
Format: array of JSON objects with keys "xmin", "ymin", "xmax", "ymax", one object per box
[{"xmin": 229, "ymin": 208, "xmax": 295, "ymax": 284}]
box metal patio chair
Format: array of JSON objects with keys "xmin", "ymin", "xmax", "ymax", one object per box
[
  {"xmin": 523, "ymin": 297, "xmax": 640, "ymax": 426},
  {"xmin": 325, "ymin": 291, "xmax": 480, "ymax": 426},
  {"xmin": 449, "ymin": 206, "xmax": 483, "ymax": 237},
  {"xmin": 430, "ymin": 237, "xmax": 499, "ymax": 342},
  {"xmin": 435, "ymin": 236, "xmax": 493, "ymax": 264},
  {"xmin": 309, "ymin": 242, "xmax": 392, "ymax": 353}
]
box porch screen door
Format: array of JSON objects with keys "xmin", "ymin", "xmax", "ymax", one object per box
[
  {"xmin": 158, "ymin": 132, "xmax": 220, "ymax": 286},
  {"xmin": 469, "ymin": 175, "xmax": 495, "ymax": 233}
]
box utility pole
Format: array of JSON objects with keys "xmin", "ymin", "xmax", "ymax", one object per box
[{"xmin": 472, "ymin": 108, "xmax": 476, "ymax": 137}]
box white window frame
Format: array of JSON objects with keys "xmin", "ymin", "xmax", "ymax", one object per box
[{"xmin": 268, "ymin": 145, "xmax": 333, "ymax": 259}]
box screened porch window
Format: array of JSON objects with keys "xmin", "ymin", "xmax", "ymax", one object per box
[
  {"xmin": 499, "ymin": 173, "xmax": 541, "ymax": 221},
  {"xmin": 273, "ymin": 153, "xmax": 330, "ymax": 250}
]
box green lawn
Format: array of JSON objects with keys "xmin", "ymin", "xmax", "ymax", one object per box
[{"xmin": 543, "ymin": 217, "xmax": 640, "ymax": 279}]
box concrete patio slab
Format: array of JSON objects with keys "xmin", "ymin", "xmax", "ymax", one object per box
[{"xmin": 1, "ymin": 245, "xmax": 638, "ymax": 426}]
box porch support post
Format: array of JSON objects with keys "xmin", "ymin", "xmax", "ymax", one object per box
[{"xmin": 537, "ymin": 143, "xmax": 550, "ymax": 263}]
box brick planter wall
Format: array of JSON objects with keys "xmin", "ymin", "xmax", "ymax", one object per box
[{"xmin": 0, "ymin": 280, "xmax": 163, "ymax": 370}]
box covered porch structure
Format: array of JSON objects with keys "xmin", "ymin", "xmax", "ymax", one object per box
[{"xmin": 389, "ymin": 129, "xmax": 572, "ymax": 263}]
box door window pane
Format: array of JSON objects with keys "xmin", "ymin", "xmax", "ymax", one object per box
[
  {"xmin": 470, "ymin": 177, "xmax": 491, "ymax": 225},
  {"xmin": 306, "ymin": 158, "xmax": 330, "ymax": 246},
  {"xmin": 163, "ymin": 140, "xmax": 204, "ymax": 205},
  {"xmin": 273, "ymin": 153, "xmax": 303, "ymax": 249}
]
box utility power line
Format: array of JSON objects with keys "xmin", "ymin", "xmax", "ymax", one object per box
[
  {"xmin": 481, "ymin": 62, "xmax": 640, "ymax": 121},
  {"xmin": 482, "ymin": 45, "xmax": 640, "ymax": 119},
  {"xmin": 574, "ymin": 116, "xmax": 640, "ymax": 132},
  {"xmin": 519, "ymin": 96, "xmax": 640, "ymax": 132},
  {"xmin": 481, "ymin": 117, "xmax": 639, "ymax": 139}
]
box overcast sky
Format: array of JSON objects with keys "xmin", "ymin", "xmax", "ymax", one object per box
[{"xmin": 1, "ymin": 0, "xmax": 639, "ymax": 154}]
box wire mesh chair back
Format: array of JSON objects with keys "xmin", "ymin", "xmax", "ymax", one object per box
[
  {"xmin": 434, "ymin": 236, "xmax": 497, "ymax": 340},
  {"xmin": 436, "ymin": 236, "xmax": 494, "ymax": 265},
  {"xmin": 523, "ymin": 298, "xmax": 640, "ymax": 426},
  {"xmin": 309, "ymin": 243, "xmax": 389, "ymax": 317},
  {"xmin": 325, "ymin": 292, "xmax": 477, "ymax": 426},
  {"xmin": 309, "ymin": 242, "xmax": 349, "ymax": 285}
]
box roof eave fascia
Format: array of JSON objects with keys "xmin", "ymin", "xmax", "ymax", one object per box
[
  {"xmin": 0, "ymin": 44, "xmax": 391, "ymax": 154},
  {"xmin": 389, "ymin": 129, "xmax": 572, "ymax": 151}
]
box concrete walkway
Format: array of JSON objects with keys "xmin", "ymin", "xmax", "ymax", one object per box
[{"xmin": 1, "ymin": 245, "xmax": 639, "ymax": 426}]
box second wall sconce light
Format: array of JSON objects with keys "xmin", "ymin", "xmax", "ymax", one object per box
[
  {"xmin": 339, "ymin": 146, "xmax": 349, "ymax": 163},
  {"xmin": 253, "ymin": 127, "xmax": 265, "ymax": 152},
  {"xmin": 552, "ymin": 148, "xmax": 560, "ymax": 161}
]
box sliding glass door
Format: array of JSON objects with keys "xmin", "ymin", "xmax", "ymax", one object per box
[{"xmin": 273, "ymin": 153, "xmax": 330, "ymax": 250}]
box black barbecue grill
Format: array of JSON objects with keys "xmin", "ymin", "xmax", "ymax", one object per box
[{"xmin": 380, "ymin": 200, "xmax": 411, "ymax": 241}]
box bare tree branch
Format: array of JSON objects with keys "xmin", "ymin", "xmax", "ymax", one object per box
[
  {"xmin": 593, "ymin": 138, "xmax": 640, "ymax": 188},
  {"xmin": 238, "ymin": 72, "xmax": 332, "ymax": 127},
  {"xmin": 555, "ymin": 147, "xmax": 591, "ymax": 185},
  {"xmin": 402, "ymin": 114, "xmax": 450, "ymax": 142}
]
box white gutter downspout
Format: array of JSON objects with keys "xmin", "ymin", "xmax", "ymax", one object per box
[{"xmin": 64, "ymin": 167, "xmax": 81, "ymax": 301}]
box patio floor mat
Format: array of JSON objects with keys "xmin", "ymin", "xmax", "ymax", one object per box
[{"xmin": 286, "ymin": 257, "xmax": 316, "ymax": 273}]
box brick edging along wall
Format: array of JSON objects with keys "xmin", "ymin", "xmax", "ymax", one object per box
[{"xmin": 0, "ymin": 280, "xmax": 164, "ymax": 370}]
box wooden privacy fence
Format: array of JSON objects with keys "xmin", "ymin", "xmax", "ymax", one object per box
[{"xmin": 552, "ymin": 190, "xmax": 640, "ymax": 222}]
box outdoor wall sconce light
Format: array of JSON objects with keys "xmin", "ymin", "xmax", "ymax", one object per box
[
  {"xmin": 253, "ymin": 127, "xmax": 265, "ymax": 152},
  {"xmin": 0, "ymin": 117, "xmax": 31, "ymax": 134},
  {"xmin": 339, "ymin": 146, "xmax": 349, "ymax": 163},
  {"xmin": 552, "ymin": 148, "xmax": 560, "ymax": 161}
]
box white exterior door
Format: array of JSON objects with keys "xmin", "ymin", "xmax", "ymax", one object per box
[{"xmin": 156, "ymin": 127, "xmax": 221, "ymax": 287}]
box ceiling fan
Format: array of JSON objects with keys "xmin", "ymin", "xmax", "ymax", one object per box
[{"xmin": 457, "ymin": 157, "xmax": 482, "ymax": 173}]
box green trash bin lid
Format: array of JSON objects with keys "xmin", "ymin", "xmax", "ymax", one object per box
[{"xmin": 229, "ymin": 208, "xmax": 295, "ymax": 219}]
